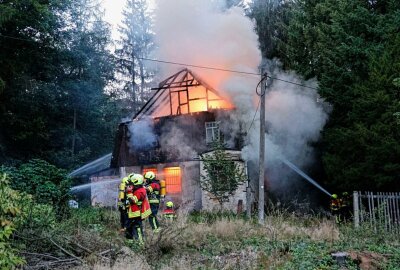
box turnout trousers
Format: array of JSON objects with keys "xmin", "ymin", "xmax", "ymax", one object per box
[
  {"xmin": 119, "ymin": 206, "xmax": 128, "ymax": 229},
  {"xmin": 126, "ymin": 217, "xmax": 144, "ymax": 244},
  {"xmin": 149, "ymin": 203, "xmax": 160, "ymax": 231}
]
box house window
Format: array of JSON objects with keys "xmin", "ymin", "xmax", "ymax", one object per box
[
  {"xmin": 205, "ymin": 121, "xmax": 220, "ymax": 143},
  {"xmin": 163, "ymin": 167, "xmax": 182, "ymax": 194}
]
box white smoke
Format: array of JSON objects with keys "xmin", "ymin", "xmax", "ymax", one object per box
[
  {"xmin": 151, "ymin": 0, "xmax": 329, "ymax": 190},
  {"xmin": 242, "ymin": 69, "xmax": 329, "ymax": 191},
  {"xmin": 127, "ymin": 117, "xmax": 157, "ymax": 151},
  {"xmin": 159, "ymin": 124, "xmax": 197, "ymax": 160}
]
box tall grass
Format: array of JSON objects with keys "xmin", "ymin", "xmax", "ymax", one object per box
[{"xmin": 18, "ymin": 206, "xmax": 399, "ymax": 270}]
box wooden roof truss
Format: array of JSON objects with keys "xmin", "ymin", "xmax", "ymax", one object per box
[{"xmin": 133, "ymin": 68, "xmax": 228, "ymax": 120}]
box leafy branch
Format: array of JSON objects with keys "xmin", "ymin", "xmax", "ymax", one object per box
[{"xmin": 199, "ymin": 141, "xmax": 246, "ymax": 209}]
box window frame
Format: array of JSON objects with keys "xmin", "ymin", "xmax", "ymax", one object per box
[{"xmin": 205, "ymin": 121, "xmax": 220, "ymax": 144}]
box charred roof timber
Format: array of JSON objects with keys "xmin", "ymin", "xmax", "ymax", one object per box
[{"xmin": 133, "ymin": 68, "xmax": 233, "ymax": 120}]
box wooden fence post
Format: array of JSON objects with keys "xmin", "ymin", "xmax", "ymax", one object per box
[{"xmin": 353, "ymin": 191, "xmax": 360, "ymax": 228}]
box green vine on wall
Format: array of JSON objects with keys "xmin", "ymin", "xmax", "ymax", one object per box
[{"xmin": 199, "ymin": 142, "xmax": 246, "ymax": 209}]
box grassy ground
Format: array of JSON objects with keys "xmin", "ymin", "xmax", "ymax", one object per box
[{"xmin": 17, "ymin": 207, "xmax": 400, "ymax": 270}]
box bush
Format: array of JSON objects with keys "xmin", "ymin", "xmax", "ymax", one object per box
[
  {"xmin": 0, "ymin": 172, "xmax": 26, "ymax": 268},
  {"xmin": 18, "ymin": 204, "xmax": 57, "ymax": 231},
  {"xmin": 1, "ymin": 159, "xmax": 71, "ymax": 218}
]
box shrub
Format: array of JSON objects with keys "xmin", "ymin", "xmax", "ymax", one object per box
[
  {"xmin": 199, "ymin": 141, "xmax": 246, "ymax": 208},
  {"xmin": 2, "ymin": 159, "xmax": 71, "ymax": 218},
  {"xmin": 19, "ymin": 203, "xmax": 57, "ymax": 231},
  {"xmin": 0, "ymin": 172, "xmax": 26, "ymax": 268}
]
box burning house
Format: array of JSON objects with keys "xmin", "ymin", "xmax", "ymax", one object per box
[
  {"xmin": 73, "ymin": 1, "xmax": 329, "ymax": 213},
  {"xmin": 91, "ymin": 68, "xmax": 249, "ymax": 211}
]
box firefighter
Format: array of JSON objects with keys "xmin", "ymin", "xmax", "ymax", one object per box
[
  {"xmin": 163, "ymin": 201, "xmax": 176, "ymax": 221},
  {"xmin": 330, "ymin": 194, "xmax": 342, "ymax": 224},
  {"xmin": 144, "ymin": 171, "xmax": 161, "ymax": 232},
  {"xmin": 126, "ymin": 174, "xmax": 151, "ymax": 244},
  {"xmin": 118, "ymin": 176, "xmax": 130, "ymax": 232}
]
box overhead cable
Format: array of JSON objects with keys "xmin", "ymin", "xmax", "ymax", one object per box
[
  {"xmin": 139, "ymin": 57, "xmax": 318, "ymax": 90},
  {"xmin": 0, "ymin": 34, "xmax": 318, "ymax": 90}
]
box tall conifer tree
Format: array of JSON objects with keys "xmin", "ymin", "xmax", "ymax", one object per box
[{"xmin": 116, "ymin": 0, "xmax": 154, "ymax": 116}]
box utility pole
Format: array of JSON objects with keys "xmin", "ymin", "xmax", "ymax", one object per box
[{"xmin": 258, "ymin": 67, "xmax": 267, "ymax": 224}]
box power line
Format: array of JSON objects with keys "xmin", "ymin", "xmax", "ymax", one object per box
[
  {"xmin": 0, "ymin": 34, "xmax": 38, "ymax": 43},
  {"xmin": 269, "ymin": 76, "xmax": 317, "ymax": 90},
  {"xmin": 247, "ymin": 98, "xmax": 260, "ymax": 134},
  {"xmin": 0, "ymin": 34, "xmax": 318, "ymax": 90},
  {"xmin": 139, "ymin": 57, "xmax": 260, "ymax": 76},
  {"xmin": 246, "ymin": 74, "xmax": 267, "ymax": 134},
  {"xmin": 139, "ymin": 57, "xmax": 318, "ymax": 90},
  {"xmin": 255, "ymin": 73, "xmax": 268, "ymax": 96}
]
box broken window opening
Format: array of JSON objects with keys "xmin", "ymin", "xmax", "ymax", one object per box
[
  {"xmin": 206, "ymin": 121, "xmax": 220, "ymax": 144},
  {"xmin": 163, "ymin": 167, "xmax": 182, "ymax": 194}
]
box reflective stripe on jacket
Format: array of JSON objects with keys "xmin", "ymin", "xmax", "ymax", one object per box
[
  {"xmin": 163, "ymin": 208, "xmax": 176, "ymax": 219},
  {"xmin": 146, "ymin": 181, "xmax": 161, "ymax": 204},
  {"xmin": 127, "ymin": 187, "xmax": 151, "ymax": 219}
]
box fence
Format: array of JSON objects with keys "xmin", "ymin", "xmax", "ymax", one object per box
[{"xmin": 353, "ymin": 191, "xmax": 400, "ymax": 234}]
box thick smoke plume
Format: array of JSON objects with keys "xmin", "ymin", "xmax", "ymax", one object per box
[{"xmin": 150, "ymin": 0, "xmax": 329, "ymax": 192}]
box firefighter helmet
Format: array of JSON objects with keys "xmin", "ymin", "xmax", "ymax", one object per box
[
  {"xmin": 144, "ymin": 171, "xmax": 155, "ymax": 180},
  {"xmin": 166, "ymin": 201, "xmax": 174, "ymax": 208},
  {"xmin": 130, "ymin": 174, "xmax": 144, "ymax": 186},
  {"xmin": 127, "ymin": 173, "xmax": 135, "ymax": 184},
  {"xmin": 331, "ymin": 194, "xmax": 338, "ymax": 199}
]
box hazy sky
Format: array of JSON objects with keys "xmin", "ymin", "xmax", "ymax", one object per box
[
  {"xmin": 102, "ymin": 0, "xmax": 155, "ymax": 40},
  {"xmin": 101, "ymin": 0, "xmax": 250, "ymax": 40},
  {"xmin": 102, "ymin": 0, "xmax": 125, "ymax": 40}
]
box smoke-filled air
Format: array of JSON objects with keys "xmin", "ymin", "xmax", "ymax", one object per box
[
  {"xmin": 128, "ymin": 117, "xmax": 158, "ymax": 151},
  {"xmin": 152, "ymin": 0, "xmax": 329, "ymax": 191},
  {"xmin": 4, "ymin": 0, "xmax": 399, "ymax": 267}
]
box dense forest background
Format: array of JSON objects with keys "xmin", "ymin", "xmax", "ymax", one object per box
[
  {"xmin": 249, "ymin": 0, "xmax": 400, "ymax": 191},
  {"xmin": 1, "ymin": 0, "xmax": 399, "ymax": 191}
]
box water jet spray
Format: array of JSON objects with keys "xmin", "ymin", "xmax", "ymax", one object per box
[
  {"xmin": 70, "ymin": 179, "xmax": 120, "ymax": 192},
  {"xmin": 279, "ymin": 157, "xmax": 331, "ymax": 197}
]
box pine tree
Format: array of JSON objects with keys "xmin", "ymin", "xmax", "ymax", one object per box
[
  {"xmin": 269, "ymin": 0, "xmax": 400, "ymax": 190},
  {"xmin": 248, "ymin": 0, "xmax": 294, "ymax": 60},
  {"xmin": 54, "ymin": 0, "xmax": 117, "ymax": 168},
  {"xmin": 0, "ymin": 0, "xmax": 119, "ymax": 169},
  {"xmin": 116, "ymin": 0, "xmax": 154, "ymax": 116},
  {"xmin": 0, "ymin": 0, "xmax": 68, "ymax": 162}
]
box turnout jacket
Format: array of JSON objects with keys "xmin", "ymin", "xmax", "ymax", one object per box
[
  {"xmin": 145, "ymin": 180, "xmax": 161, "ymax": 204},
  {"xmin": 330, "ymin": 198, "xmax": 341, "ymax": 211},
  {"xmin": 163, "ymin": 208, "xmax": 176, "ymax": 220},
  {"xmin": 126, "ymin": 186, "xmax": 151, "ymax": 219}
]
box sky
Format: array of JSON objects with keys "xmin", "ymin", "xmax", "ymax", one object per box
[
  {"xmin": 101, "ymin": 0, "xmax": 250, "ymax": 41},
  {"xmin": 102, "ymin": 0, "xmax": 155, "ymax": 40},
  {"xmin": 101, "ymin": 0, "xmax": 125, "ymax": 40}
]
